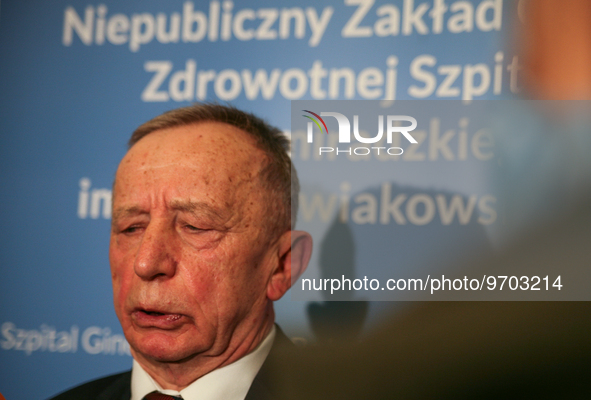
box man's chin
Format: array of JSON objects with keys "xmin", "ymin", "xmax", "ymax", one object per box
[{"xmin": 129, "ymin": 333, "xmax": 207, "ymax": 364}]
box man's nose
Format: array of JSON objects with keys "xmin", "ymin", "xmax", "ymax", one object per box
[{"xmin": 133, "ymin": 221, "xmax": 177, "ymax": 280}]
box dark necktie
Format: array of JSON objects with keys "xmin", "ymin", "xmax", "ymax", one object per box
[{"xmin": 142, "ymin": 391, "xmax": 183, "ymax": 400}]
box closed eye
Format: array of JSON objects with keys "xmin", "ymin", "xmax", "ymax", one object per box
[
  {"xmin": 121, "ymin": 225, "xmax": 143, "ymax": 234},
  {"xmin": 184, "ymin": 224, "xmax": 205, "ymax": 232}
]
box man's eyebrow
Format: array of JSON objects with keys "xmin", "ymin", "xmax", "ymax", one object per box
[
  {"xmin": 111, "ymin": 201, "xmax": 229, "ymax": 224},
  {"xmin": 111, "ymin": 206, "xmax": 146, "ymax": 223},
  {"xmin": 169, "ymin": 199, "xmax": 228, "ymax": 223}
]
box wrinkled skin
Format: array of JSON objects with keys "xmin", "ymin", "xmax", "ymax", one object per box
[{"xmin": 110, "ymin": 122, "xmax": 310, "ymax": 389}]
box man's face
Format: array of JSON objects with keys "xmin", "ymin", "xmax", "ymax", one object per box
[{"xmin": 110, "ymin": 122, "xmax": 280, "ymax": 365}]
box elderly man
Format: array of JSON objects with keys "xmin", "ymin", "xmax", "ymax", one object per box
[{"xmin": 50, "ymin": 104, "xmax": 312, "ymax": 400}]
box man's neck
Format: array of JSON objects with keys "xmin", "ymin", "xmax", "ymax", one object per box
[{"xmin": 132, "ymin": 309, "xmax": 275, "ymax": 391}]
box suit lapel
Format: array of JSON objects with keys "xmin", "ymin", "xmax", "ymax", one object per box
[
  {"xmin": 96, "ymin": 371, "xmax": 131, "ymax": 400},
  {"xmin": 245, "ymin": 326, "xmax": 296, "ymax": 400}
]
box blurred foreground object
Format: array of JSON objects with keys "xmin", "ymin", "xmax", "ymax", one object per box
[
  {"xmin": 494, "ymin": 0, "xmax": 591, "ymax": 236},
  {"xmin": 520, "ymin": 0, "xmax": 591, "ymax": 99},
  {"xmin": 284, "ymin": 302, "xmax": 591, "ymax": 400}
]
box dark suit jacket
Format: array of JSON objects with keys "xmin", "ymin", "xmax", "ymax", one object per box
[{"xmin": 48, "ymin": 327, "xmax": 295, "ymax": 400}]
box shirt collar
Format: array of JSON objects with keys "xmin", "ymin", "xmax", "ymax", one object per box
[{"xmin": 131, "ymin": 326, "xmax": 276, "ymax": 400}]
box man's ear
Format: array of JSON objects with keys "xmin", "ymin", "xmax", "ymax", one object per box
[{"xmin": 267, "ymin": 230, "xmax": 313, "ymax": 301}]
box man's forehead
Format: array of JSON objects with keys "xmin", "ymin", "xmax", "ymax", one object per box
[
  {"xmin": 119, "ymin": 122, "xmax": 266, "ymax": 172},
  {"xmin": 132, "ymin": 122, "xmax": 258, "ymax": 154},
  {"xmin": 113, "ymin": 121, "xmax": 269, "ymax": 209}
]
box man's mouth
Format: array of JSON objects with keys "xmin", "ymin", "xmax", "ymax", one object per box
[
  {"xmin": 142, "ymin": 310, "xmax": 166, "ymax": 316},
  {"xmin": 132, "ymin": 308, "xmax": 185, "ymax": 329}
]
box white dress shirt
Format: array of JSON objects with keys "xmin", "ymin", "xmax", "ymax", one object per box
[{"xmin": 131, "ymin": 326, "xmax": 276, "ymax": 400}]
